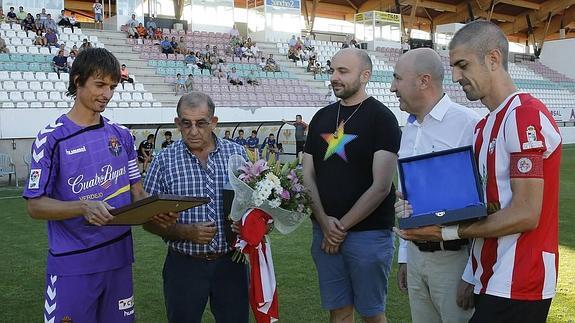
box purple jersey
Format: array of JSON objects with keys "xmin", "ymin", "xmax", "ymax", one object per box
[{"xmin": 23, "ymin": 115, "xmax": 141, "ymax": 275}]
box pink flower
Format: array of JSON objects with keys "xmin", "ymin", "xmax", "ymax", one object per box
[
  {"xmin": 280, "ymin": 189, "xmax": 291, "ymax": 200},
  {"xmin": 292, "ymin": 183, "xmax": 304, "ymax": 193},
  {"xmin": 238, "ymin": 159, "xmax": 268, "ymax": 183},
  {"xmin": 287, "ymin": 170, "xmax": 299, "ymax": 185}
]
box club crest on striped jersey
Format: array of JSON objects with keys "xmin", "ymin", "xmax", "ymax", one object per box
[
  {"xmin": 108, "ymin": 136, "xmax": 123, "ymax": 157},
  {"xmin": 28, "ymin": 169, "xmax": 41, "ymax": 189},
  {"xmin": 488, "ymin": 139, "xmax": 496, "ymax": 154},
  {"xmin": 517, "ymin": 157, "xmax": 533, "ymax": 174},
  {"xmin": 523, "ymin": 125, "xmax": 543, "ymax": 150}
]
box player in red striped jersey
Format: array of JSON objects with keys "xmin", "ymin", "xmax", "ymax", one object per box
[{"xmin": 396, "ymin": 21, "xmax": 562, "ymax": 323}]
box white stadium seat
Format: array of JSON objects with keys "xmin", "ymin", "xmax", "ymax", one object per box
[
  {"xmin": 3, "ymin": 81, "xmax": 15, "ymax": 91},
  {"xmin": 42, "ymin": 82, "xmax": 54, "ymax": 91},
  {"xmin": 57, "ymin": 101, "xmax": 68, "ymax": 108},
  {"xmin": 16, "ymin": 81, "xmax": 28, "ymax": 91},
  {"xmin": 23, "ymin": 92, "xmax": 36, "ymax": 102},
  {"xmin": 55, "ymin": 82, "xmax": 66, "ymax": 91},
  {"xmin": 130, "ymin": 102, "xmax": 140, "ymax": 108},
  {"xmin": 141, "ymin": 102, "xmax": 151, "ymax": 108},
  {"xmin": 30, "ymin": 102, "xmax": 43, "ymax": 108},
  {"xmin": 123, "ymin": 83, "xmax": 134, "ymax": 91},
  {"xmin": 35, "ymin": 72, "xmax": 47, "ymax": 81},
  {"xmin": 10, "ymin": 72, "xmax": 21, "ymax": 80},
  {"xmin": 16, "ymin": 102, "xmax": 29, "ymax": 108},
  {"xmin": 143, "ymin": 92, "xmax": 154, "ymax": 101},
  {"xmin": 118, "ymin": 102, "xmax": 129, "ymax": 108},
  {"xmin": 48, "ymin": 73, "xmax": 60, "ymax": 81},
  {"xmin": 132, "ymin": 93, "xmax": 144, "ymax": 101},
  {"xmin": 0, "ymin": 91, "xmax": 8, "ymax": 101},
  {"xmin": 29, "ymin": 81, "xmax": 41, "ymax": 91},
  {"xmin": 107, "ymin": 102, "xmax": 117, "ymax": 108},
  {"xmin": 27, "ymin": 45, "xmax": 38, "ymax": 53},
  {"xmin": 39, "ymin": 47, "xmax": 51, "ymax": 55},
  {"xmin": 43, "ymin": 102, "xmax": 56, "ymax": 108},
  {"xmin": 112, "ymin": 93, "xmax": 121, "ymax": 101},
  {"xmin": 60, "ymin": 73, "xmax": 70, "ymax": 82},
  {"xmin": 49, "ymin": 92, "xmax": 61, "ymax": 101},
  {"xmin": 0, "ymin": 71, "xmax": 9, "ymax": 80},
  {"xmin": 36, "ymin": 92, "xmax": 49, "ymax": 101},
  {"xmin": 121, "ymin": 93, "xmax": 132, "ymax": 101},
  {"xmin": 23, "ymin": 72, "xmax": 35, "ymax": 81},
  {"xmin": 9, "ymin": 91, "xmax": 23, "ymax": 101},
  {"xmin": 0, "ymin": 23, "xmax": 10, "ymax": 30},
  {"xmin": 134, "ymin": 83, "xmax": 145, "ymax": 92},
  {"xmin": 10, "ymin": 38, "xmax": 21, "ymax": 46}
]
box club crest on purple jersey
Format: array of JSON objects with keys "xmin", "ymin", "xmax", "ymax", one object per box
[{"xmin": 108, "ymin": 136, "xmax": 123, "ymax": 157}]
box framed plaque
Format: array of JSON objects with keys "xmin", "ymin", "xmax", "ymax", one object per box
[
  {"xmin": 398, "ymin": 146, "xmax": 487, "ymax": 229},
  {"xmin": 107, "ymin": 194, "xmax": 210, "ymax": 225}
]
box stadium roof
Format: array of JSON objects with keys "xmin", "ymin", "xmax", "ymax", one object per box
[{"xmin": 65, "ymin": 0, "xmax": 575, "ymax": 42}]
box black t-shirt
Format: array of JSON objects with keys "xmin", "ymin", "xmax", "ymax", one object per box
[
  {"xmin": 161, "ymin": 140, "xmax": 174, "ymax": 148},
  {"xmin": 138, "ymin": 140, "xmax": 153, "ymax": 157},
  {"xmin": 304, "ymin": 97, "xmax": 401, "ymax": 231}
]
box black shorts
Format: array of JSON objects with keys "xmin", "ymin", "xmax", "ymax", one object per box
[
  {"xmin": 296, "ymin": 140, "xmax": 306, "ymax": 155},
  {"xmin": 470, "ymin": 294, "xmax": 552, "ymax": 323}
]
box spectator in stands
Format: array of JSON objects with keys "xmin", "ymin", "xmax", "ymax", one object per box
[
  {"xmin": 161, "ymin": 131, "xmax": 174, "ymax": 148},
  {"xmin": 195, "ymin": 51, "xmax": 205, "ymax": 69},
  {"xmin": 230, "ymin": 23, "xmax": 240, "ymax": 37},
  {"xmin": 265, "ymin": 54, "xmax": 280, "ymax": 72},
  {"xmin": 170, "ymin": 36, "xmax": 179, "ymax": 53},
  {"xmin": 177, "ymin": 36, "xmax": 187, "ymax": 55},
  {"xmin": 288, "ymin": 47, "xmax": 300, "ymax": 63},
  {"xmin": 295, "ymin": 36, "xmax": 304, "ymax": 51},
  {"xmin": 67, "ymin": 50, "xmax": 76, "ymax": 69},
  {"xmin": 184, "ymin": 52, "xmax": 198, "ymax": 69},
  {"xmin": 6, "ymin": 7, "xmax": 18, "ymax": 25},
  {"xmin": 350, "ymin": 39, "xmax": 360, "ymax": 48},
  {"xmin": 308, "ymin": 58, "xmax": 320, "ymax": 77},
  {"xmin": 58, "ymin": 44, "xmax": 69, "ymax": 56},
  {"xmin": 70, "ymin": 45, "xmax": 79, "ymax": 56},
  {"xmin": 258, "ymin": 57, "xmax": 267, "ymax": 70},
  {"xmin": 80, "ymin": 38, "xmax": 93, "ymax": 52},
  {"xmin": 35, "ymin": 14, "xmax": 44, "ymax": 32},
  {"xmin": 136, "ymin": 23, "xmax": 148, "ymax": 39},
  {"xmin": 223, "ymin": 130, "xmax": 233, "ymax": 141},
  {"xmin": 246, "ymin": 130, "xmax": 259, "ymax": 152},
  {"xmin": 137, "ymin": 134, "xmax": 155, "ymax": 174},
  {"xmin": 0, "ymin": 9, "xmax": 5, "ymax": 24},
  {"xmin": 324, "ymin": 84, "xmax": 337, "ymax": 103},
  {"xmin": 45, "ymin": 28, "xmax": 59, "ymax": 48},
  {"xmin": 23, "ymin": 13, "xmax": 35, "ymax": 32},
  {"xmin": 246, "ymin": 70, "xmax": 259, "ymax": 86},
  {"xmin": 0, "ymin": 35, "xmax": 9, "ymax": 54},
  {"xmin": 203, "ymin": 52, "xmax": 214, "ymax": 71},
  {"xmin": 185, "ymin": 74, "xmax": 194, "ymax": 93},
  {"xmin": 57, "ymin": 9, "xmax": 70, "ymax": 27},
  {"xmin": 146, "ymin": 15, "xmax": 158, "ymax": 38},
  {"xmin": 227, "ymin": 67, "xmax": 243, "ymax": 86},
  {"xmin": 40, "ymin": 8, "xmax": 48, "ymax": 21},
  {"xmin": 249, "ymin": 42, "xmax": 260, "ymax": 59},
  {"xmin": 160, "ymin": 36, "xmax": 174, "ymax": 54},
  {"xmin": 322, "ymin": 59, "xmax": 332, "ymax": 74},
  {"xmin": 304, "ymin": 36, "xmax": 313, "ymax": 51},
  {"xmin": 234, "ymin": 129, "xmax": 247, "ymax": 146},
  {"xmin": 16, "ymin": 6, "xmax": 27, "ymax": 23},
  {"xmin": 401, "ymin": 38, "xmax": 410, "ymax": 53},
  {"xmin": 126, "ymin": 14, "xmax": 139, "ymax": 38},
  {"xmin": 52, "ymin": 49, "xmax": 69, "ymax": 76},
  {"xmin": 233, "ymin": 45, "xmax": 243, "ymax": 62},
  {"xmin": 120, "ymin": 64, "xmax": 134, "ymax": 84},
  {"xmin": 94, "ymin": 0, "xmax": 104, "ymax": 30},
  {"xmin": 44, "ymin": 14, "xmax": 58, "ymax": 34},
  {"xmin": 34, "ymin": 29, "xmax": 47, "ymax": 46},
  {"xmin": 69, "ymin": 13, "xmax": 80, "ymax": 31},
  {"xmin": 213, "ymin": 63, "xmax": 226, "ymax": 79},
  {"xmin": 241, "ymin": 43, "xmax": 253, "ymax": 62},
  {"xmin": 288, "ymin": 35, "xmax": 297, "ymax": 48},
  {"xmin": 174, "ymin": 73, "xmax": 186, "ymax": 95}
]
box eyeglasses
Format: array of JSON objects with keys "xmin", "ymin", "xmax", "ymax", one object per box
[{"xmin": 179, "ymin": 118, "xmax": 212, "ymax": 130}]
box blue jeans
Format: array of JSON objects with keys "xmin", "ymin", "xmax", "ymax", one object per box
[
  {"xmin": 162, "ymin": 249, "xmax": 249, "ymax": 323},
  {"xmin": 311, "ymin": 222, "xmax": 395, "ymax": 317}
]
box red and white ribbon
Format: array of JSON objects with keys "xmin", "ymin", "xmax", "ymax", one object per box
[{"xmin": 235, "ymin": 208, "xmax": 279, "ymax": 323}]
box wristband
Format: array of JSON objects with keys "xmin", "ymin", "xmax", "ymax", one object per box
[{"xmin": 441, "ymin": 225, "xmax": 460, "ymax": 241}]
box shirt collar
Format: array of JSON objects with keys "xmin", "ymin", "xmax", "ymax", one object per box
[{"xmin": 407, "ymin": 94, "xmax": 451, "ymax": 125}]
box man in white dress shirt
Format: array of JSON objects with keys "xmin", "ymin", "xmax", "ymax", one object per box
[{"xmin": 391, "ymin": 47, "xmax": 480, "ymax": 323}]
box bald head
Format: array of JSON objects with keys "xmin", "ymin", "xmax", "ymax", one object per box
[
  {"xmin": 400, "ymin": 48, "xmax": 444, "ymax": 87},
  {"xmin": 333, "ymin": 47, "xmax": 372, "ymax": 73},
  {"xmin": 449, "ymin": 20, "xmax": 509, "ymax": 71}
]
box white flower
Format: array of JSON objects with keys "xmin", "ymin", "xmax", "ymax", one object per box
[
  {"xmin": 269, "ymin": 198, "xmax": 282, "ymax": 208},
  {"xmin": 266, "ymin": 173, "xmax": 281, "ymax": 186}
]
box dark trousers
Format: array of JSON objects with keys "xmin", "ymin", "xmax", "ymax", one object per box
[
  {"xmin": 470, "ymin": 294, "xmax": 552, "ymax": 323},
  {"xmin": 163, "ymin": 249, "xmax": 249, "ymax": 323}
]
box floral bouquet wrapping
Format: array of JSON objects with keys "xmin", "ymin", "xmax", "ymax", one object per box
[
  {"xmin": 227, "ymin": 153, "xmax": 312, "ymax": 234},
  {"xmin": 227, "ymin": 153, "xmax": 311, "ymax": 323}
]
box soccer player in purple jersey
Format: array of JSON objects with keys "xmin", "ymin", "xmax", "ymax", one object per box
[{"xmin": 22, "ymin": 48, "xmax": 177, "ymax": 323}]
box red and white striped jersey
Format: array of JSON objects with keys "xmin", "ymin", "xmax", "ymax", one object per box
[{"xmin": 469, "ymin": 92, "xmax": 562, "ymax": 300}]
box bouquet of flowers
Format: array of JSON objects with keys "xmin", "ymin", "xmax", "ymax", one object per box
[
  {"xmin": 227, "ymin": 152, "xmax": 311, "ymax": 323},
  {"xmin": 227, "ymin": 152, "xmax": 312, "ymax": 234}
]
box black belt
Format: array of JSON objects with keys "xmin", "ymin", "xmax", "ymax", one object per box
[{"xmin": 413, "ymin": 239, "xmax": 469, "ymax": 252}]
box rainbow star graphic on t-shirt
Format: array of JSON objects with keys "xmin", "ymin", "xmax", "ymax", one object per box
[{"xmin": 321, "ymin": 122, "xmax": 358, "ymax": 161}]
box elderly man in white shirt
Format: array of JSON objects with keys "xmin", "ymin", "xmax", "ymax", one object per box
[{"xmin": 391, "ymin": 47, "xmax": 480, "ymax": 323}]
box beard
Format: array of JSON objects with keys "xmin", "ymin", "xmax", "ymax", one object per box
[{"xmin": 332, "ymin": 78, "xmax": 362, "ymax": 100}]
